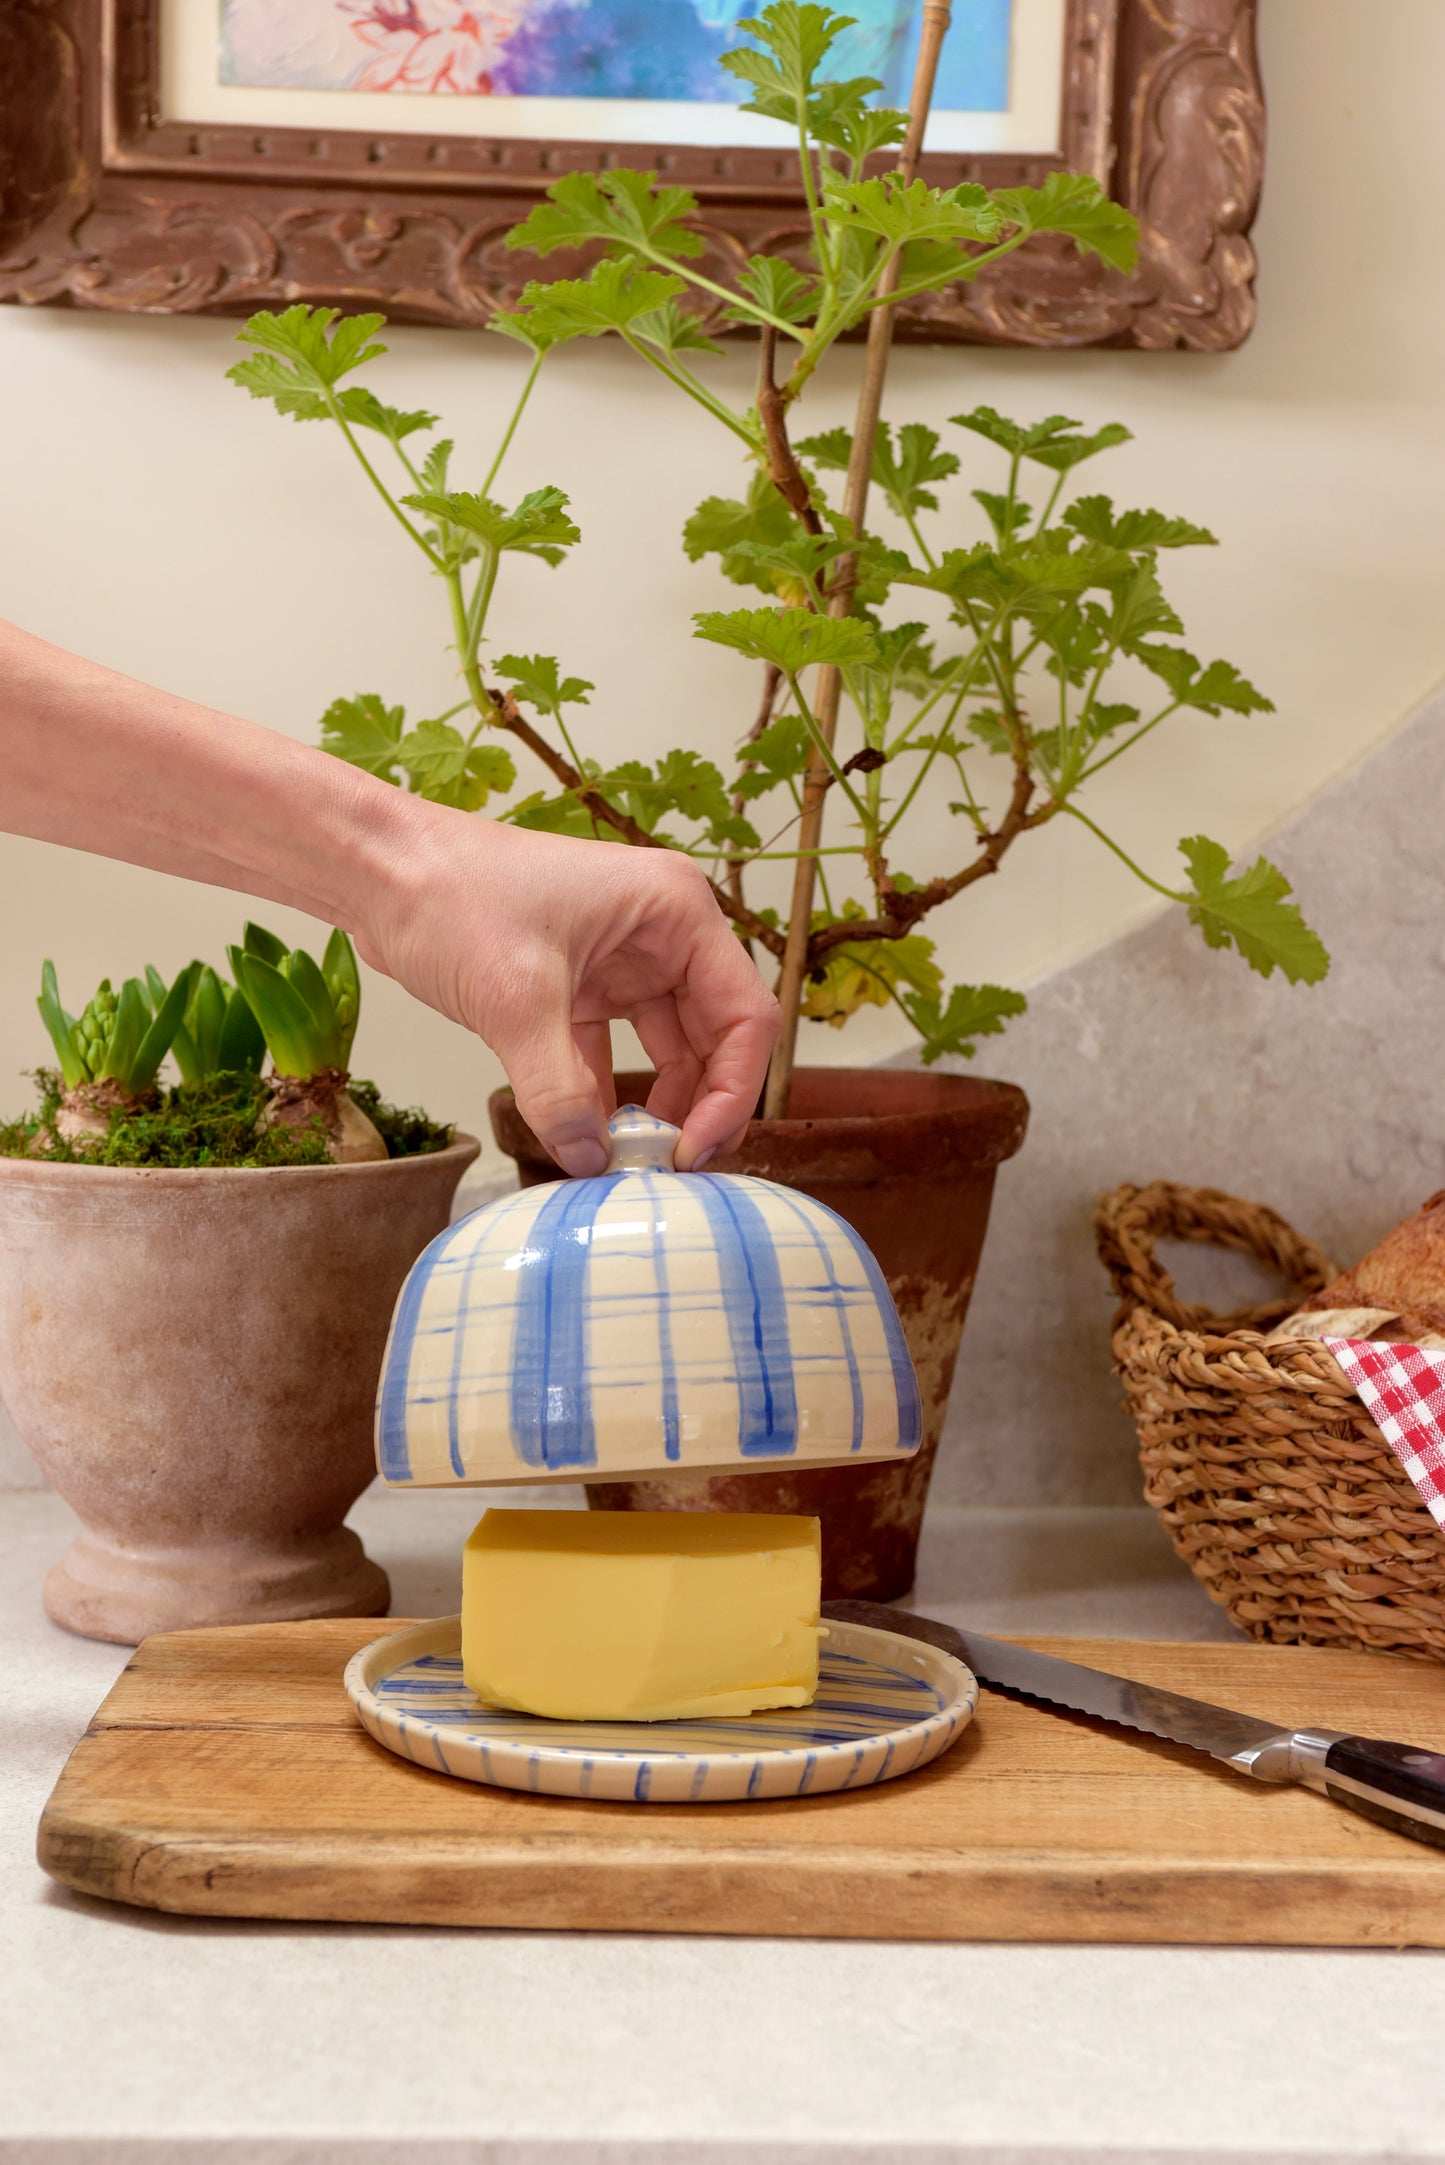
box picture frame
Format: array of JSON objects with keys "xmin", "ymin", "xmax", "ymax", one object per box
[{"xmin": 0, "ymin": 0, "xmax": 1264, "ymax": 347}]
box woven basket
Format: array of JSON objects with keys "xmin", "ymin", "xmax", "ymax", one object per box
[{"xmin": 1096, "ymin": 1180, "xmax": 1445, "ymax": 1661}]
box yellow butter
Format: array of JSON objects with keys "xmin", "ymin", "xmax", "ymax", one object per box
[{"xmin": 461, "ymin": 1508, "xmax": 822, "ymax": 1722}]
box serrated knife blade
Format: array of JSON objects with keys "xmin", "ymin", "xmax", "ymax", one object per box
[{"xmin": 822, "ymin": 1599, "xmax": 1445, "ymax": 1850}]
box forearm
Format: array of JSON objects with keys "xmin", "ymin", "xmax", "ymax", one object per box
[{"xmin": 0, "ymin": 618, "xmax": 414, "ymax": 935}]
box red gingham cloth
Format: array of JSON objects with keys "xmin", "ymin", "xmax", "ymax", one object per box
[{"xmin": 1324, "ymin": 1338, "xmax": 1445, "ymax": 1528}]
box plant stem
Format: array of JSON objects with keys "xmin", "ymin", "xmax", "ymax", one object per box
[
  {"xmin": 1061, "ymin": 803, "xmax": 1181, "ymax": 900},
  {"xmin": 764, "ymin": 0, "xmax": 953, "ymax": 1121},
  {"xmin": 325, "ymin": 392, "xmax": 444, "ymax": 570},
  {"xmin": 481, "ymin": 350, "xmax": 544, "ymax": 499},
  {"xmin": 1078, "ymin": 699, "xmax": 1182, "ymax": 780},
  {"xmin": 620, "ymin": 332, "xmax": 759, "ymax": 448}
]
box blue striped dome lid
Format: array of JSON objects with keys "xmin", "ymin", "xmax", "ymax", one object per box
[{"xmin": 376, "ymin": 1104, "xmax": 922, "ymax": 1487}]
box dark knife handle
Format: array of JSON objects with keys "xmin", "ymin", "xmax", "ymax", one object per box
[{"xmin": 1323, "ymin": 1736, "xmax": 1445, "ymax": 1849}]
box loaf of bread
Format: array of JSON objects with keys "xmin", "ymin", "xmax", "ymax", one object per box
[{"xmin": 1301, "ymin": 1189, "xmax": 1445, "ymax": 1342}]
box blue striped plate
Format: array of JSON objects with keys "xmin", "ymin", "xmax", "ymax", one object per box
[{"xmin": 345, "ymin": 1617, "xmax": 978, "ymax": 1804}]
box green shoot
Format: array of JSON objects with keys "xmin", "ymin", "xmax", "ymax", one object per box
[
  {"xmin": 37, "ymin": 961, "xmax": 194, "ymax": 1098},
  {"xmin": 227, "ymin": 924, "xmax": 362, "ymax": 1079},
  {"xmin": 146, "ymin": 962, "xmax": 265, "ymax": 1087}
]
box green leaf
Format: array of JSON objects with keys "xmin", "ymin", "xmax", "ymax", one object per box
[
  {"xmin": 322, "ymin": 929, "xmax": 362, "ymax": 1058},
  {"xmin": 95, "ymin": 977, "xmax": 150, "ymax": 1091},
  {"xmin": 873, "ymin": 422, "xmax": 959, "ymax": 522},
  {"xmin": 149, "ymin": 961, "xmax": 261, "ymax": 1086},
  {"xmin": 126, "ymin": 964, "xmax": 197, "ymax": 1093},
  {"xmin": 1063, "ymin": 493, "xmax": 1216, "ymax": 551},
  {"xmin": 735, "ymin": 254, "xmax": 820, "ymax": 327},
  {"xmin": 216, "ymin": 976, "xmax": 267, "ymax": 1074},
  {"xmin": 319, "ymin": 693, "xmax": 406, "ymax": 781},
  {"xmin": 794, "ymin": 426, "xmax": 851, "ymax": 474},
  {"xmin": 488, "ymin": 308, "xmax": 566, "ymax": 356},
  {"xmin": 693, "ymin": 605, "xmax": 878, "ymax": 675},
  {"xmin": 394, "ymin": 721, "xmax": 518, "ymax": 810},
  {"xmin": 1133, "ymin": 644, "xmax": 1274, "ymax": 716},
  {"xmin": 36, "ymin": 960, "xmax": 88, "ymax": 1090},
  {"xmin": 513, "ymin": 261, "xmax": 688, "ymax": 341},
  {"xmin": 992, "ymin": 172, "xmax": 1139, "ymax": 271},
  {"xmin": 721, "ymin": 526, "xmax": 856, "ymax": 594},
  {"xmin": 595, "ymin": 749, "xmax": 758, "ymax": 850},
  {"xmin": 281, "ymin": 948, "xmax": 339, "ymax": 1052},
  {"xmin": 801, "ymin": 907, "xmax": 942, "ymax": 1027},
  {"xmin": 242, "ymin": 922, "xmax": 290, "ymax": 969},
  {"xmin": 231, "ymin": 948, "xmax": 333, "ymax": 1077},
  {"xmin": 399, "ymin": 485, "xmax": 580, "ymax": 565},
  {"xmin": 732, "ymin": 709, "xmax": 810, "ymax": 799},
  {"xmin": 496, "ymin": 654, "xmax": 594, "ymax": 714},
  {"xmin": 418, "ymin": 439, "xmax": 454, "ymax": 495},
  {"xmin": 506, "ymin": 788, "xmax": 615, "ymax": 839},
  {"xmin": 629, "ymin": 298, "xmax": 725, "ymax": 357},
  {"xmin": 972, "ymin": 488, "xmax": 1033, "ymax": 543},
  {"xmin": 902, "ymin": 981, "xmax": 1028, "ymax": 1064},
  {"xmin": 340, "ymin": 387, "xmax": 438, "ymax": 448},
  {"xmin": 505, "ymin": 169, "xmax": 704, "ymax": 263},
  {"xmin": 1107, "ymin": 561, "xmax": 1184, "ymax": 645},
  {"xmin": 950, "ymin": 406, "xmax": 1133, "ymax": 472},
  {"xmin": 822, "ymin": 173, "xmax": 1001, "ymax": 249},
  {"xmin": 683, "ymin": 475, "xmax": 802, "ymax": 595},
  {"xmin": 1180, "ymin": 837, "xmax": 1329, "ymax": 984},
  {"xmin": 796, "ymin": 421, "xmax": 960, "ymax": 524},
  {"xmin": 227, "ymin": 306, "xmax": 388, "ymax": 421},
  {"xmin": 808, "ymin": 83, "xmax": 907, "ymax": 161},
  {"xmin": 720, "ymin": 3, "xmax": 853, "ymax": 121}
]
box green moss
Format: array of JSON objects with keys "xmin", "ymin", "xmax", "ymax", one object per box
[
  {"xmin": 349, "ymin": 1078, "xmax": 454, "ymax": 1157},
  {"xmin": 0, "ymin": 1070, "xmax": 453, "ymax": 1168}
]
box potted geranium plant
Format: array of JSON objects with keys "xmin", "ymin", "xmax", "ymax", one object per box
[
  {"xmin": 223, "ymin": 4, "xmax": 1326, "ymax": 1596},
  {"xmin": 0, "ymin": 929, "xmax": 477, "ymax": 1642}
]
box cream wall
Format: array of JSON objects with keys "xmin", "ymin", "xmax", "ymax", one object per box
[{"xmin": 1, "ymin": 0, "xmax": 1441, "ymax": 1158}]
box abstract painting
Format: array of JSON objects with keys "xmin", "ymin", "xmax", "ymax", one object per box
[{"xmin": 219, "ymin": 0, "xmax": 1013, "ymax": 116}]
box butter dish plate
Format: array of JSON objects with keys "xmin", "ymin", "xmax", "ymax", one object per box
[{"xmin": 345, "ymin": 1617, "xmax": 977, "ymax": 1803}]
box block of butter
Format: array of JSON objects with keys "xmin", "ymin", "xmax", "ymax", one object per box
[{"xmin": 461, "ymin": 1508, "xmax": 822, "ymax": 1722}]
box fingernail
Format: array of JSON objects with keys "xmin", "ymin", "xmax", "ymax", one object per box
[
  {"xmin": 689, "ymin": 1147, "xmax": 716, "ymax": 1173},
  {"xmin": 555, "ymin": 1138, "xmax": 609, "ymax": 1179}
]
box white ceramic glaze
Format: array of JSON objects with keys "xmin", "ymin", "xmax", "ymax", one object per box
[
  {"xmin": 345, "ymin": 1614, "xmax": 976, "ymax": 1803},
  {"xmin": 375, "ymin": 1105, "xmax": 922, "ymax": 1486}
]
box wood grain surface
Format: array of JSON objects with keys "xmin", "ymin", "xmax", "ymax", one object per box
[{"xmin": 37, "ymin": 1620, "xmax": 1445, "ymax": 1943}]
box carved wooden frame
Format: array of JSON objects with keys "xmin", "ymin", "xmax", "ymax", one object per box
[{"xmin": 0, "ymin": 0, "xmax": 1263, "ymax": 347}]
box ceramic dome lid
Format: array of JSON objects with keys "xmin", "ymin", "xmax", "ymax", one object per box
[{"xmin": 376, "ymin": 1104, "xmax": 921, "ymax": 1488}]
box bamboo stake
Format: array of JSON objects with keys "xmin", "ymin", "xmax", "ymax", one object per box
[{"xmin": 762, "ymin": 0, "xmax": 955, "ymax": 1119}]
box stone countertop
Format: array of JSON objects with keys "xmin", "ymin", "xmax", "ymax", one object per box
[{"xmin": 5, "ymin": 1485, "xmax": 1445, "ymax": 2165}]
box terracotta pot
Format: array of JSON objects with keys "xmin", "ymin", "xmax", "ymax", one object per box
[
  {"xmin": 0, "ymin": 1137, "xmax": 479, "ymax": 1644},
  {"xmin": 489, "ymin": 1071, "xmax": 1027, "ymax": 1599}
]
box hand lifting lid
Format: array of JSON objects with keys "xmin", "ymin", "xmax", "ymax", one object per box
[{"xmin": 376, "ymin": 1104, "xmax": 921, "ymax": 1486}]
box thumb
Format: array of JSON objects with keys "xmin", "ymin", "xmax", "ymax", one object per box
[{"xmin": 494, "ymin": 1014, "xmax": 610, "ymax": 1178}]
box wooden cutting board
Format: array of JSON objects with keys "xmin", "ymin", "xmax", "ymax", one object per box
[{"xmin": 37, "ymin": 1619, "xmax": 1445, "ymax": 1944}]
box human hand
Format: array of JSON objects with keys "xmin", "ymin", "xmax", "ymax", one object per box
[{"xmin": 352, "ymin": 803, "xmax": 780, "ymax": 1175}]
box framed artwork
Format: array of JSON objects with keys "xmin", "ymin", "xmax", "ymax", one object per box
[{"xmin": 0, "ymin": 0, "xmax": 1263, "ymax": 346}]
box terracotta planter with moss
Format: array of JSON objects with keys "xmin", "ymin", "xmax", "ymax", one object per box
[
  {"xmin": 0, "ymin": 1137, "xmax": 478, "ymax": 1644},
  {"xmin": 490, "ymin": 1070, "xmax": 1027, "ymax": 1600}
]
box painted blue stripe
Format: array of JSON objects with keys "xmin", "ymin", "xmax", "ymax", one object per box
[
  {"xmin": 803, "ymin": 1193, "xmax": 922, "ymax": 1450},
  {"xmin": 693, "ymin": 1174, "xmax": 798, "ymax": 1455},
  {"xmin": 376, "ymin": 1215, "xmax": 462, "ymax": 1480},
  {"xmin": 641, "ymin": 1171, "xmax": 681, "ymax": 1462},
  {"xmin": 769, "ymin": 1188, "xmax": 866, "ymax": 1452},
  {"xmin": 508, "ymin": 1175, "xmax": 617, "ymax": 1469},
  {"xmin": 633, "ymin": 1760, "xmax": 652, "ymax": 1802}
]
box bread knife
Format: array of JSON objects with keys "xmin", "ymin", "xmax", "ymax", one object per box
[{"xmin": 823, "ymin": 1598, "xmax": 1445, "ymax": 1850}]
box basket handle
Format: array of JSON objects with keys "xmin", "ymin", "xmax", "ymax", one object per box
[{"xmin": 1094, "ymin": 1181, "xmax": 1335, "ymax": 1334}]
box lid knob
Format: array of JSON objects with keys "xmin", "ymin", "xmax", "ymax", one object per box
[{"xmin": 605, "ymin": 1103, "xmax": 681, "ymax": 1174}]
